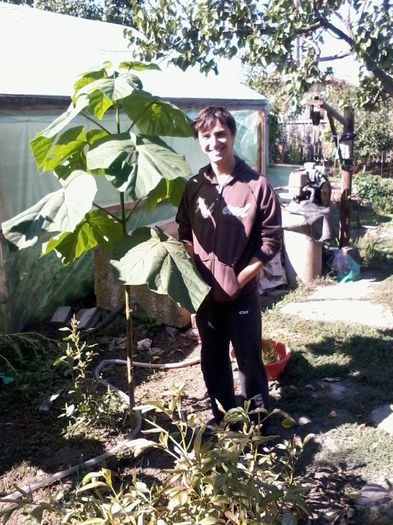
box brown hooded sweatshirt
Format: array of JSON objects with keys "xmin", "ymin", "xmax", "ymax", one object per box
[{"xmin": 176, "ymin": 157, "xmax": 282, "ymax": 302}]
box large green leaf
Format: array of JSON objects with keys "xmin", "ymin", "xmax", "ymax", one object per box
[
  {"xmin": 53, "ymin": 151, "xmax": 87, "ymax": 180},
  {"xmin": 86, "ymin": 129, "xmax": 110, "ymax": 145},
  {"xmin": 50, "ymin": 129, "xmax": 107, "ymax": 179},
  {"xmin": 43, "ymin": 210, "xmax": 123, "ymax": 264},
  {"xmin": 29, "ymin": 135, "xmax": 55, "ymax": 169},
  {"xmin": 84, "ymin": 87, "xmax": 113, "ymax": 120},
  {"xmin": 134, "ymin": 135, "xmax": 191, "ymax": 194},
  {"xmin": 86, "ymin": 132, "xmax": 132, "ymax": 171},
  {"xmin": 29, "ymin": 96, "xmax": 91, "ymax": 169},
  {"xmin": 144, "ymin": 176, "xmax": 187, "ymax": 209},
  {"xmin": 86, "ymin": 133, "xmax": 191, "ymax": 200},
  {"xmin": 41, "ymin": 126, "xmax": 88, "ymax": 172},
  {"xmin": 41, "ymin": 96, "xmax": 90, "ymax": 139},
  {"xmin": 2, "ymin": 171, "xmax": 96, "ymax": 249},
  {"xmin": 123, "ymin": 90, "xmax": 193, "ymax": 137},
  {"xmin": 77, "ymin": 74, "xmax": 141, "ymax": 103},
  {"xmin": 73, "ymin": 64, "xmax": 109, "ymax": 92},
  {"xmin": 111, "ymin": 228, "xmax": 210, "ymax": 314},
  {"xmin": 73, "ymin": 68, "xmax": 143, "ymax": 119}
]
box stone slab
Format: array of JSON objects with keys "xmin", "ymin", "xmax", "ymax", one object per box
[
  {"xmin": 50, "ymin": 306, "xmax": 72, "ymax": 325},
  {"xmin": 356, "ymin": 480, "xmax": 393, "ymax": 518},
  {"xmin": 370, "ymin": 404, "xmax": 393, "ymax": 435},
  {"xmin": 77, "ymin": 307, "xmax": 102, "ymax": 330},
  {"xmin": 281, "ymin": 299, "xmax": 393, "ymax": 329},
  {"xmin": 310, "ymin": 279, "xmax": 375, "ymax": 301}
]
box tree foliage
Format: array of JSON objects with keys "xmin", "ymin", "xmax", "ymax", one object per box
[
  {"xmin": 126, "ymin": 0, "xmax": 393, "ymax": 108},
  {"xmin": 355, "ymin": 106, "xmax": 393, "ymax": 161}
]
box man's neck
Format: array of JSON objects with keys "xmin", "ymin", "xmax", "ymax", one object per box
[{"xmin": 211, "ymin": 156, "xmax": 236, "ymax": 177}]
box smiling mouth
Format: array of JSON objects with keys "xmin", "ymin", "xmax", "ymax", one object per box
[{"xmin": 210, "ymin": 148, "xmax": 225, "ymax": 154}]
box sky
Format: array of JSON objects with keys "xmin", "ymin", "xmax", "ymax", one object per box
[
  {"xmin": 219, "ymin": 52, "xmax": 359, "ymax": 89},
  {"xmin": 318, "ymin": 22, "xmax": 360, "ymax": 85}
]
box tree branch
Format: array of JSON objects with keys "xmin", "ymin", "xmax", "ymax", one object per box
[
  {"xmin": 316, "ymin": 13, "xmax": 354, "ymax": 48},
  {"xmin": 317, "ymin": 11, "xmax": 393, "ymax": 97},
  {"xmin": 335, "ymin": 9, "xmax": 354, "ymax": 39},
  {"xmin": 319, "ymin": 51, "xmax": 351, "ymax": 62},
  {"xmin": 294, "ymin": 21, "xmax": 323, "ymax": 35},
  {"xmin": 366, "ymin": 67, "xmax": 393, "ymax": 99}
]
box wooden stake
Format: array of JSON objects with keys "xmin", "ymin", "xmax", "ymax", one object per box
[{"xmin": 124, "ymin": 284, "xmax": 135, "ymax": 411}]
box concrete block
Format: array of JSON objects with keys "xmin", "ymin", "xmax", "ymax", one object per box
[
  {"xmin": 77, "ymin": 307, "xmax": 102, "ymax": 330},
  {"xmin": 50, "ymin": 306, "xmax": 72, "ymax": 325},
  {"xmin": 94, "ymin": 247, "xmax": 123, "ymax": 311},
  {"xmin": 131, "ymin": 285, "xmax": 191, "ymax": 328},
  {"xmin": 76, "ymin": 308, "xmax": 87, "ymax": 321}
]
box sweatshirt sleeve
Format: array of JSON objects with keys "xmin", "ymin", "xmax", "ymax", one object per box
[
  {"xmin": 175, "ymin": 181, "xmax": 193, "ymax": 246},
  {"xmin": 254, "ymin": 180, "xmax": 283, "ymax": 264}
]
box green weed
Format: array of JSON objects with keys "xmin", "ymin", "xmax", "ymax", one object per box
[{"xmin": 54, "ymin": 316, "xmax": 127, "ymax": 435}]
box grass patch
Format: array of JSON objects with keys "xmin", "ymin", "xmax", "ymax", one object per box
[
  {"xmin": 356, "ymin": 228, "xmax": 393, "ymax": 277},
  {"xmin": 372, "ymin": 275, "xmax": 393, "ymax": 308},
  {"xmin": 260, "ymin": 278, "xmax": 393, "ymax": 525},
  {"xmin": 315, "ymin": 423, "xmax": 393, "ymax": 480},
  {"xmin": 263, "ymin": 303, "xmax": 393, "ymax": 415}
]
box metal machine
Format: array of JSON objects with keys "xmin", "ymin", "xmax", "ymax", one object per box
[{"xmin": 288, "ymin": 162, "xmax": 331, "ymax": 207}]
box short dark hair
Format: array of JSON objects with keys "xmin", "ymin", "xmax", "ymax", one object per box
[{"xmin": 192, "ymin": 106, "xmax": 237, "ymax": 139}]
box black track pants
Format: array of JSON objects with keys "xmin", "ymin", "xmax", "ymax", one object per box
[{"xmin": 196, "ymin": 290, "xmax": 269, "ymax": 423}]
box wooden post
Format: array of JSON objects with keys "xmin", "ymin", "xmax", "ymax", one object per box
[
  {"xmin": 339, "ymin": 107, "xmax": 354, "ymax": 247},
  {"xmin": 257, "ymin": 109, "xmax": 267, "ymax": 175},
  {"xmin": 125, "ymin": 284, "xmax": 135, "ymax": 409},
  {"xmin": 307, "ymin": 98, "xmax": 355, "ymax": 247}
]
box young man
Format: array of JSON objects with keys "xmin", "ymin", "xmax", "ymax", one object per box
[{"xmin": 176, "ymin": 106, "xmax": 282, "ymax": 427}]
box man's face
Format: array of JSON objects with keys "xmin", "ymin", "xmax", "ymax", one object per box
[{"xmin": 198, "ymin": 119, "xmax": 235, "ymax": 166}]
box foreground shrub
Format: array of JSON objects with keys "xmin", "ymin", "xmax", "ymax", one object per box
[{"xmin": 3, "ymin": 391, "xmax": 310, "ymax": 524}]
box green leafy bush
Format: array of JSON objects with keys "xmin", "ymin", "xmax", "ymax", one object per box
[
  {"xmin": 4, "ymin": 391, "xmax": 310, "ymax": 524},
  {"xmin": 353, "ymin": 173, "xmax": 393, "ymax": 214},
  {"xmin": 268, "ymin": 111, "xmax": 284, "ymax": 163}
]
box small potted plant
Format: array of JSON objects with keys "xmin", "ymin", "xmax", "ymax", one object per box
[{"xmin": 262, "ymin": 339, "xmax": 291, "ymax": 381}]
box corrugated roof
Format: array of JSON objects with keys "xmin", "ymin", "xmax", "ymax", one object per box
[{"xmin": 0, "ymin": 2, "xmax": 267, "ymax": 104}]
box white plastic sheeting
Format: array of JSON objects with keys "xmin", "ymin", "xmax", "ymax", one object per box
[{"xmin": 0, "ymin": 2, "xmax": 266, "ymax": 104}]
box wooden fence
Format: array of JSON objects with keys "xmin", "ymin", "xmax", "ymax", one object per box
[{"xmin": 277, "ymin": 120, "xmax": 393, "ymax": 178}]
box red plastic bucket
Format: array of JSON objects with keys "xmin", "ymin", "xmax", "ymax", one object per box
[{"xmin": 263, "ymin": 340, "xmax": 291, "ymax": 381}]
